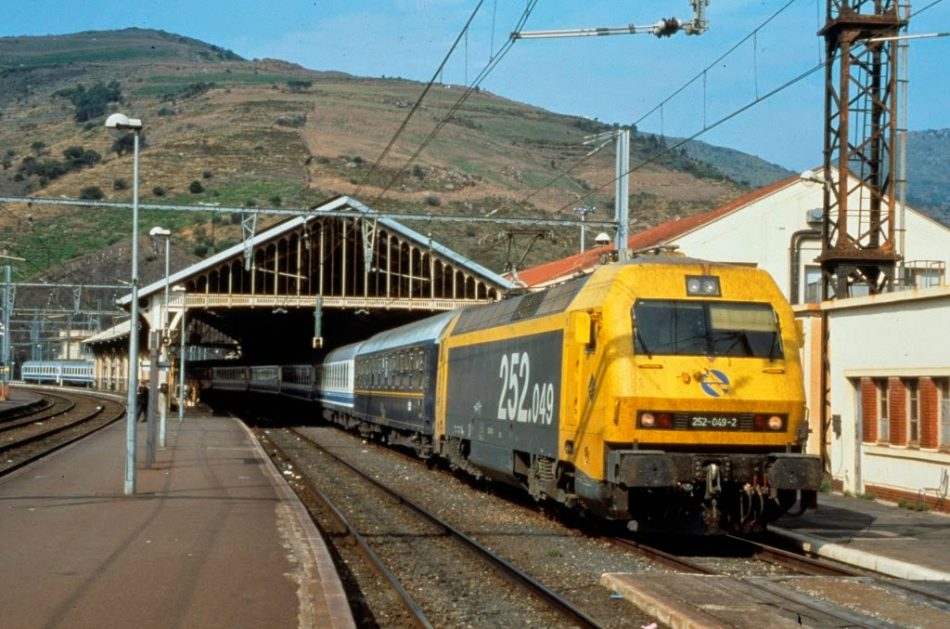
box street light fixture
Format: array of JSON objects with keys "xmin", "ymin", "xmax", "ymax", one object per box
[
  {"xmin": 150, "ymin": 226, "xmax": 171, "ymax": 448},
  {"xmin": 106, "ymin": 112, "xmax": 143, "ymax": 496}
]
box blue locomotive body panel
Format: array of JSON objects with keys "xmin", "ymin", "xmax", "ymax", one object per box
[{"xmin": 444, "ymin": 330, "xmax": 563, "ymax": 477}]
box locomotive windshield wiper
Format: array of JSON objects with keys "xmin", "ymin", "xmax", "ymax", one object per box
[
  {"xmin": 635, "ymin": 327, "xmax": 654, "ymax": 359},
  {"xmin": 768, "ymin": 332, "xmax": 780, "ymax": 362},
  {"xmin": 717, "ymin": 330, "xmax": 753, "ymax": 357}
]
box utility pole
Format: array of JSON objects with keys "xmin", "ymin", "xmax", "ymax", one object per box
[
  {"xmin": 615, "ymin": 129, "xmax": 630, "ymax": 261},
  {"xmin": 585, "ymin": 129, "xmax": 632, "ymax": 261}
]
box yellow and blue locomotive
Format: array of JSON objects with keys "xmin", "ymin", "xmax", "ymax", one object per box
[{"xmin": 435, "ymin": 257, "xmax": 818, "ymax": 533}]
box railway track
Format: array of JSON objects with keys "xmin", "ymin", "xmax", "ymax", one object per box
[
  {"xmin": 0, "ymin": 387, "xmax": 125, "ymax": 478},
  {"xmin": 262, "ymin": 426, "xmax": 600, "ymax": 628},
  {"xmin": 231, "ymin": 401, "xmax": 947, "ymax": 627},
  {"xmin": 609, "ymin": 532, "xmax": 950, "ymax": 625}
]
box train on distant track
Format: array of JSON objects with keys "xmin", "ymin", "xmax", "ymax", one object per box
[
  {"xmin": 21, "ymin": 360, "xmax": 95, "ymax": 387},
  {"xmin": 208, "ymin": 257, "xmax": 821, "ymax": 534}
]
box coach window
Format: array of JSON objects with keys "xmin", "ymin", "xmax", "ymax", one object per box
[{"xmin": 875, "ymin": 378, "xmax": 890, "ymax": 443}]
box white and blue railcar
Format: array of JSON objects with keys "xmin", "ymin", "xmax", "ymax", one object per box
[
  {"xmin": 318, "ymin": 342, "xmax": 362, "ymax": 419},
  {"xmin": 21, "ymin": 360, "xmax": 95, "ymax": 386}
]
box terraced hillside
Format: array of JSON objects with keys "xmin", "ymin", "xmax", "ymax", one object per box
[{"xmin": 0, "ymin": 28, "xmax": 785, "ymax": 278}]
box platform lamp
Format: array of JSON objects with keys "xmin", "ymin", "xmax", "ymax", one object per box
[
  {"xmin": 105, "ymin": 112, "xmax": 143, "ymax": 496},
  {"xmin": 150, "ymin": 226, "xmax": 171, "ymax": 448}
]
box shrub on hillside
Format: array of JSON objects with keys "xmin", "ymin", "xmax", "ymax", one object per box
[
  {"xmin": 55, "ymin": 81, "xmax": 122, "ymax": 122},
  {"xmin": 79, "ymin": 186, "xmax": 104, "ymax": 200},
  {"xmin": 111, "ymin": 132, "xmax": 147, "ymax": 156}
]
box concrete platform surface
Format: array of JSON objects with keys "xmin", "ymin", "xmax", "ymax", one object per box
[
  {"xmin": 0, "ymin": 408, "xmax": 354, "ymax": 629},
  {"xmin": 773, "ymin": 492, "xmax": 950, "ymax": 581}
]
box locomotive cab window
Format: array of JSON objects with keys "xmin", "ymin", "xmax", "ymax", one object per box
[{"xmin": 633, "ymin": 300, "xmax": 783, "ymax": 359}]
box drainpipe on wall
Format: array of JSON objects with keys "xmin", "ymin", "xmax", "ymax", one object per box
[{"xmin": 789, "ymin": 228, "xmax": 822, "ymax": 304}]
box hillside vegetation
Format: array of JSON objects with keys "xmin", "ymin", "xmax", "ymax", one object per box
[
  {"xmin": 2, "ymin": 28, "xmax": 943, "ymax": 286},
  {"xmin": 907, "ymin": 129, "xmax": 950, "ymax": 226}
]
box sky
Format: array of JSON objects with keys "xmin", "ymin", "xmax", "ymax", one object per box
[{"xmin": 3, "ymin": 1, "xmax": 948, "ymax": 172}]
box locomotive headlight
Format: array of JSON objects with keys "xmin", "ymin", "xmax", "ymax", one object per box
[
  {"xmin": 685, "ymin": 275, "xmax": 721, "ymax": 297},
  {"xmin": 640, "ymin": 412, "xmax": 656, "ymax": 428},
  {"xmin": 768, "ymin": 415, "xmax": 784, "ymax": 430}
]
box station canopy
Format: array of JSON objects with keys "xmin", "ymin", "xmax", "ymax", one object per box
[{"xmin": 116, "ymin": 195, "xmax": 514, "ymax": 363}]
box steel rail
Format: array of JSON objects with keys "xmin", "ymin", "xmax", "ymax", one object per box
[
  {"xmin": 0, "ymin": 393, "xmax": 76, "ymax": 435},
  {"xmin": 287, "ymin": 427, "xmax": 601, "ymax": 629},
  {"xmin": 0, "ymin": 396, "xmax": 55, "ymax": 424},
  {"xmin": 262, "ymin": 433, "xmax": 433, "ymax": 629},
  {"xmin": 607, "ymin": 536, "xmax": 716, "ymax": 574},
  {"xmin": 743, "ymin": 534, "xmax": 950, "ymax": 606},
  {"xmin": 0, "ymin": 392, "xmax": 124, "ymax": 478},
  {"xmin": 726, "ymin": 534, "xmax": 860, "ymax": 577}
]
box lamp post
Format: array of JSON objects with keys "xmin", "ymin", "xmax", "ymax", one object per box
[
  {"xmin": 105, "ymin": 112, "xmax": 143, "ymax": 496},
  {"xmin": 150, "ymin": 226, "xmax": 171, "ymax": 448},
  {"xmin": 172, "ymin": 285, "xmax": 186, "ymax": 421}
]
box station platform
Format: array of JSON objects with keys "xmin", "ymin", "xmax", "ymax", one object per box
[
  {"xmin": 0, "ymin": 386, "xmax": 43, "ymax": 416},
  {"xmin": 773, "ymin": 491, "xmax": 950, "ymax": 581},
  {"xmin": 0, "ymin": 405, "xmax": 354, "ymax": 629}
]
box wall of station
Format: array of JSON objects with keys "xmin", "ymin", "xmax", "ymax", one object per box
[{"xmin": 821, "ymin": 287, "xmax": 950, "ymax": 510}]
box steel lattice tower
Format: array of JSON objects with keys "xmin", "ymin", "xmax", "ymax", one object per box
[{"xmin": 819, "ymin": 0, "xmax": 906, "ymax": 299}]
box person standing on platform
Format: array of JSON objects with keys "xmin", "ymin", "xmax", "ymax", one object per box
[{"xmin": 136, "ymin": 381, "xmax": 149, "ymax": 422}]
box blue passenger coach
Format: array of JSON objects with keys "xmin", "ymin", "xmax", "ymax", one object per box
[{"xmin": 350, "ymin": 311, "xmax": 458, "ymax": 455}]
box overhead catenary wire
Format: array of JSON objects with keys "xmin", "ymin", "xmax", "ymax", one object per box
[
  {"xmin": 632, "ymin": 0, "xmax": 802, "ymax": 130},
  {"xmin": 500, "ymin": 0, "xmax": 807, "ymax": 225},
  {"xmin": 497, "ymin": 0, "xmax": 945, "ymax": 232},
  {"xmin": 352, "ymin": 0, "xmax": 486, "ymax": 199},
  {"xmin": 555, "ymin": 61, "xmax": 827, "ymax": 217},
  {"xmin": 366, "ymin": 0, "xmax": 540, "ymax": 207}
]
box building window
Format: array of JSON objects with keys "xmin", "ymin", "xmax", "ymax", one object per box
[
  {"xmin": 803, "ymin": 266, "xmax": 821, "ymax": 303},
  {"xmin": 904, "ymin": 378, "xmax": 919, "ymax": 444},
  {"xmin": 939, "ymin": 378, "xmax": 950, "ymax": 448},
  {"xmin": 875, "ymin": 378, "xmax": 889, "ymax": 442}
]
